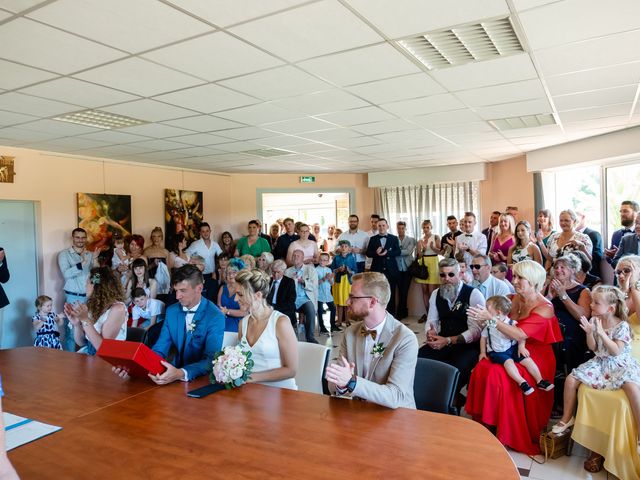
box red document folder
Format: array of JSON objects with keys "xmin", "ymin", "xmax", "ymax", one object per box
[{"xmin": 97, "ymin": 340, "xmax": 165, "ymax": 378}]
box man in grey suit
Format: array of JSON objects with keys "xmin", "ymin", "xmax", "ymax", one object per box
[{"xmin": 325, "ymin": 272, "xmax": 419, "ymax": 409}]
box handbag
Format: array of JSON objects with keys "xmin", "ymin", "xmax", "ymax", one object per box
[
  {"xmin": 408, "ymin": 256, "xmax": 429, "ymax": 280},
  {"xmin": 537, "ymin": 428, "xmax": 572, "ymax": 463}
]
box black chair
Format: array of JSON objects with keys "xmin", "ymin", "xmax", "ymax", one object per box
[
  {"xmin": 144, "ymin": 321, "xmax": 163, "ymax": 348},
  {"xmin": 126, "ymin": 327, "xmax": 146, "ymax": 343},
  {"xmin": 413, "ymin": 358, "xmax": 460, "ymax": 415}
]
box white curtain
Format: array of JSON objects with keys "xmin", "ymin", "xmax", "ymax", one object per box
[{"xmin": 374, "ymin": 182, "xmax": 480, "ymax": 238}]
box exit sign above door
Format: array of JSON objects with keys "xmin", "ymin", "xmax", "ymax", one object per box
[{"xmin": 300, "ymin": 176, "xmax": 315, "ymax": 183}]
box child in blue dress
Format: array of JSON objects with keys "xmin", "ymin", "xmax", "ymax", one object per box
[
  {"xmin": 32, "ymin": 295, "xmax": 64, "ymax": 350},
  {"xmin": 316, "ymin": 253, "xmax": 336, "ymax": 334}
]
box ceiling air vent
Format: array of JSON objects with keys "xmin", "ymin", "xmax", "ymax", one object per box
[
  {"xmin": 489, "ymin": 114, "xmax": 557, "ymax": 131},
  {"xmin": 242, "ymin": 148, "xmax": 293, "ymax": 158},
  {"xmin": 398, "ymin": 17, "xmax": 524, "ymax": 70},
  {"xmin": 52, "ymin": 109, "xmax": 147, "ymax": 129}
]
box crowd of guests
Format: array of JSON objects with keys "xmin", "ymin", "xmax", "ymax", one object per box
[{"xmin": 15, "ymin": 199, "xmax": 640, "ymax": 475}]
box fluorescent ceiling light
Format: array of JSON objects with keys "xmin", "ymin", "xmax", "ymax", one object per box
[
  {"xmin": 53, "ymin": 109, "xmax": 147, "ymax": 129},
  {"xmin": 489, "ymin": 113, "xmax": 556, "ymax": 131}
]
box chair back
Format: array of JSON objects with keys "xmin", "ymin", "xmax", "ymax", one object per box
[
  {"xmin": 295, "ymin": 342, "xmax": 330, "ymax": 394},
  {"xmin": 413, "ymin": 358, "xmax": 460, "ymax": 415},
  {"xmin": 144, "ymin": 321, "xmax": 163, "ymax": 348},
  {"xmin": 222, "ymin": 331, "xmax": 239, "ymax": 348},
  {"xmin": 126, "ymin": 327, "xmax": 146, "ymax": 343}
]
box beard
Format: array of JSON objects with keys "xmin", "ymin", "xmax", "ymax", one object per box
[
  {"xmin": 622, "ymin": 217, "xmax": 634, "ymax": 227},
  {"xmin": 439, "ymin": 283, "xmax": 459, "ymax": 303}
]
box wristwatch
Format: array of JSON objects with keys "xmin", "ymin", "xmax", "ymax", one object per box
[
  {"xmin": 486, "ymin": 317, "xmax": 498, "ymax": 329},
  {"xmin": 345, "ymin": 375, "xmax": 357, "ymax": 393},
  {"xmin": 560, "ymin": 294, "xmax": 568, "ymax": 301},
  {"xmin": 446, "ymin": 337, "xmax": 452, "ymax": 347}
]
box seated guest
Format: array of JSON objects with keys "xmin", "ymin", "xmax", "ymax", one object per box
[
  {"xmin": 492, "ymin": 262, "xmax": 515, "ymax": 294},
  {"xmin": 286, "ymin": 223, "xmax": 319, "ymax": 266},
  {"xmin": 240, "ymin": 254, "xmax": 256, "ymax": 270},
  {"xmin": 571, "ymin": 251, "xmax": 601, "ymax": 290},
  {"xmin": 285, "ymin": 250, "xmax": 318, "ymax": 343},
  {"xmin": 470, "ymin": 254, "xmax": 511, "ymax": 299},
  {"xmin": 418, "ymin": 258, "xmax": 485, "ymax": 393},
  {"xmin": 236, "ymin": 269, "xmax": 298, "ymax": 390},
  {"xmin": 217, "ymin": 259, "xmax": 248, "ymax": 332},
  {"xmin": 235, "ymin": 220, "xmax": 271, "ymax": 258},
  {"xmin": 257, "ymin": 252, "xmax": 274, "ymax": 272},
  {"xmin": 219, "ymin": 231, "xmax": 235, "ymax": 258},
  {"xmin": 130, "ymin": 288, "xmax": 164, "ymax": 329},
  {"xmin": 466, "ymin": 260, "xmax": 562, "ymax": 454},
  {"xmin": 508, "ymin": 220, "xmax": 542, "ymax": 266},
  {"xmin": 64, "ymin": 267, "xmax": 127, "ymax": 355},
  {"xmin": 325, "ymin": 272, "xmax": 418, "ymax": 409},
  {"xmin": 267, "ymin": 260, "xmax": 297, "ymax": 328},
  {"xmin": 125, "ymin": 258, "xmax": 157, "ymax": 304}
]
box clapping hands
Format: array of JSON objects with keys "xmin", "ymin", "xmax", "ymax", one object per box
[
  {"xmin": 579, "ymin": 316, "xmax": 596, "ymax": 335},
  {"xmin": 63, "ymin": 302, "xmax": 89, "ymax": 326}
]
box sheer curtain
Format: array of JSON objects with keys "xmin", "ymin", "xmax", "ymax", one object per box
[{"xmin": 374, "ymin": 182, "xmax": 480, "ymax": 238}]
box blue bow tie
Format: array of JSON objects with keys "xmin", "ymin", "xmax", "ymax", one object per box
[{"xmin": 183, "ymin": 307, "xmax": 197, "ymax": 314}]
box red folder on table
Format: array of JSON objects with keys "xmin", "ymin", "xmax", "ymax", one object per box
[{"xmin": 97, "ymin": 340, "xmax": 166, "ymax": 378}]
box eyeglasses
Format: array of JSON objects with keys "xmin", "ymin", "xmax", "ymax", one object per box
[
  {"xmin": 348, "ymin": 295, "xmax": 373, "ymax": 301},
  {"xmin": 439, "ymin": 272, "xmax": 456, "ymax": 278},
  {"xmin": 615, "ymin": 268, "xmax": 632, "ymax": 275},
  {"xmin": 469, "ymin": 264, "xmax": 487, "ymax": 270}
]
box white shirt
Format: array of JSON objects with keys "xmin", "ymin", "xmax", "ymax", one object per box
[
  {"xmin": 481, "ymin": 315, "xmax": 517, "ymax": 353},
  {"xmin": 180, "ymin": 300, "xmax": 201, "ymax": 382},
  {"xmin": 474, "ymin": 275, "xmax": 511, "ymax": 299},
  {"xmin": 131, "ymin": 298, "xmax": 164, "ymax": 322},
  {"xmin": 362, "ymin": 316, "xmax": 387, "ymax": 378},
  {"xmin": 186, "ymin": 239, "xmax": 222, "ymax": 274},
  {"xmin": 337, "ymin": 230, "xmax": 369, "ymax": 263},
  {"xmin": 455, "ymin": 231, "xmax": 487, "ymax": 265},
  {"xmin": 426, "ymin": 283, "xmax": 485, "ymax": 343}
]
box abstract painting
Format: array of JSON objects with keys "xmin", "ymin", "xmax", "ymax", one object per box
[
  {"xmin": 164, "ymin": 189, "xmax": 203, "ymax": 249},
  {"xmin": 77, "ymin": 193, "xmax": 132, "ymax": 252}
]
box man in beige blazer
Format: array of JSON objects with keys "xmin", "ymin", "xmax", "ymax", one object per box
[{"xmin": 325, "ymin": 272, "xmax": 418, "ymax": 409}]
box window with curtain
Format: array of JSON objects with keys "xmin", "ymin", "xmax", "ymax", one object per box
[{"xmin": 374, "ymin": 182, "xmax": 480, "ymax": 238}]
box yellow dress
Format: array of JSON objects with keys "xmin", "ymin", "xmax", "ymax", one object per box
[
  {"xmin": 413, "ymin": 237, "xmax": 440, "ymax": 285},
  {"xmin": 571, "ymin": 312, "xmax": 640, "ymax": 480}
]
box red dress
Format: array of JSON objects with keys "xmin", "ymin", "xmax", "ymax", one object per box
[{"xmin": 465, "ymin": 311, "xmax": 563, "ymax": 454}]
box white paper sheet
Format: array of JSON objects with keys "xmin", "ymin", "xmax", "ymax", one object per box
[{"xmin": 3, "ymin": 412, "xmax": 62, "ymax": 451}]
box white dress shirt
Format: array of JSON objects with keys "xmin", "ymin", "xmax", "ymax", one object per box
[
  {"xmin": 455, "ymin": 231, "xmax": 487, "ymax": 265},
  {"xmin": 362, "ymin": 316, "xmax": 387, "ymax": 378},
  {"xmin": 186, "ymin": 239, "xmax": 222, "ymax": 274},
  {"xmin": 426, "ymin": 283, "xmax": 485, "ymax": 343}
]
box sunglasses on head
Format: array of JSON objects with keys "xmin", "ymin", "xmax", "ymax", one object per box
[
  {"xmin": 469, "ymin": 264, "xmax": 486, "ymax": 270},
  {"xmin": 439, "ymin": 272, "xmax": 456, "ymax": 278},
  {"xmin": 615, "ymin": 267, "xmax": 632, "ymax": 275}
]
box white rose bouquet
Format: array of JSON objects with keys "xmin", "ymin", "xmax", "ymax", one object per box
[{"xmin": 211, "ymin": 345, "xmax": 254, "ymax": 389}]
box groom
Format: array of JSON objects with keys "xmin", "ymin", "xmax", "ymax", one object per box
[{"xmin": 325, "ymin": 272, "xmax": 418, "ymax": 409}]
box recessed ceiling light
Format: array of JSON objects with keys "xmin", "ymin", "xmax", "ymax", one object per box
[
  {"xmin": 398, "ymin": 17, "xmax": 524, "ymax": 70},
  {"xmin": 52, "ymin": 109, "xmax": 147, "ymax": 129},
  {"xmin": 242, "ymin": 148, "xmax": 294, "ymax": 158},
  {"xmin": 489, "ymin": 113, "xmax": 557, "ymax": 131}
]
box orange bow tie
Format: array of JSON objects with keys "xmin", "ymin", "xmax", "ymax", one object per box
[{"xmin": 360, "ymin": 326, "xmax": 377, "ymax": 340}]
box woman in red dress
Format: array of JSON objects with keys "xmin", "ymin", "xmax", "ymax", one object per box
[{"xmin": 466, "ymin": 260, "xmax": 563, "ymax": 454}]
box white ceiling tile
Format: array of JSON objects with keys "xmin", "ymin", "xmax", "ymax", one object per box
[
  {"xmin": 476, "ymin": 98, "xmax": 553, "ymax": 119},
  {"xmin": 546, "ymin": 62, "xmax": 640, "ymax": 96},
  {"xmin": 19, "ymin": 78, "xmax": 139, "ymax": 108},
  {"xmin": 214, "ymin": 103, "xmax": 301, "ymax": 124},
  {"xmin": 553, "ymin": 85, "xmax": 638, "ymax": 111},
  {"xmin": 254, "ymin": 135, "xmax": 307, "ymax": 148},
  {"xmin": 230, "ymin": 1, "xmax": 382, "ymax": 62},
  {"xmin": 500, "ymin": 124, "xmax": 563, "ymax": 139},
  {"xmin": 430, "ymin": 122, "xmax": 495, "ymax": 136},
  {"xmin": 382, "ymin": 93, "xmax": 465, "ymax": 117},
  {"xmin": 0, "ymin": 18, "xmax": 125, "ymax": 74},
  {"xmin": 0, "ymin": 109, "xmax": 39, "ymax": 127},
  {"xmin": 161, "ymin": 133, "xmax": 233, "ymax": 146},
  {"xmin": 28, "ymin": 0, "xmax": 212, "ymax": 53},
  {"xmin": 271, "ymin": 89, "xmax": 369, "ymax": 115},
  {"xmin": 127, "ymin": 138, "xmax": 187, "ymax": 151},
  {"xmin": 1, "ymin": 0, "xmax": 47, "ymax": 13},
  {"xmin": 76, "ymin": 130, "xmax": 151, "ymax": 144},
  {"xmin": 454, "ymin": 79, "xmax": 547, "ymax": 107},
  {"xmin": 0, "ymin": 126, "xmax": 61, "ymax": 142},
  {"xmin": 219, "ymin": 66, "xmax": 331, "ymax": 100},
  {"xmin": 102, "ymin": 99, "xmax": 197, "ymax": 122},
  {"xmin": 316, "ymin": 106, "xmax": 395, "ymax": 126},
  {"xmin": 375, "ymin": 130, "xmax": 441, "ymax": 145},
  {"xmin": 511, "ymin": 0, "xmax": 560, "ymax": 11},
  {"xmin": 74, "ymin": 58, "xmax": 203, "ymax": 97},
  {"xmin": 215, "ymin": 127, "xmax": 275, "ymax": 141},
  {"xmin": 558, "ymin": 103, "xmax": 633, "ymax": 123},
  {"xmin": 352, "ymin": 119, "xmax": 419, "ymax": 136},
  {"xmin": 297, "ymin": 128, "xmax": 362, "ymax": 142},
  {"xmin": 161, "ymin": 115, "xmax": 243, "ymax": 132},
  {"xmin": 76, "ymin": 144, "xmax": 152, "ymax": 156},
  {"xmin": 154, "ymin": 84, "xmax": 258, "ymax": 114},
  {"xmin": 142, "ymin": 32, "xmax": 283, "ymax": 81},
  {"xmin": 128, "ymin": 150, "xmax": 188, "ymax": 161},
  {"xmin": 0, "ymin": 60, "xmax": 58, "ymax": 90},
  {"xmin": 17, "ymin": 119, "xmax": 99, "ymax": 136},
  {"xmin": 0, "ymin": 92, "xmax": 78, "ymax": 117},
  {"xmin": 263, "ymin": 117, "xmax": 337, "ymax": 134},
  {"xmin": 299, "ymin": 43, "xmax": 421, "ymax": 86},
  {"xmin": 410, "ymin": 109, "xmax": 484, "ymax": 128},
  {"xmin": 345, "ymin": 0, "xmax": 509, "ymax": 39},
  {"xmin": 117, "ymin": 123, "xmax": 194, "ymax": 139},
  {"xmin": 285, "ymin": 142, "xmax": 343, "ymax": 153},
  {"xmin": 346, "ymin": 73, "xmax": 445, "ymax": 104},
  {"xmin": 519, "ymin": 0, "xmax": 640, "ymax": 50},
  {"xmin": 213, "ymin": 141, "xmax": 264, "ymax": 153}
]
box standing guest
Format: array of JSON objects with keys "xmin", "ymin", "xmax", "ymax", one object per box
[
  {"xmin": 535, "ymin": 209, "xmax": 555, "ymax": 267},
  {"xmin": 331, "ymin": 240, "xmax": 357, "ymax": 329},
  {"xmin": 219, "ymin": 231, "xmax": 235, "ymax": 258},
  {"xmin": 254, "ymin": 219, "xmax": 272, "ymax": 244},
  {"xmin": 465, "ymin": 260, "xmax": 562, "ymax": 455},
  {"xmin": 186, "ymin": 222, "xmax": 222, "ymax": 302},
  {"xmin": 455, "ymin": 212, "xmax": 488, "ymax": 266},
  {"xmin": 482, "ymin": 211, "xmax": 501, "ymax": 255},
  {"xmin": 576, "ymin": 211, "xmax": 604, "ymax": 278},
  {"xmin": 168, "ymin": 232, "xmax": 190, "ymax": 271},
  {"xmin": 418, "ymin": 258, "xmax": 485, "ymax": 395},
  {"xmin": 337, "ymin": 214, "xmax": 369, "ymax": 273},
  {"xmin": 396, "ymin": 220, "xmax": 417, "ymax": 320},
  {"xmin": 268, "ymin": 223, "xmax": 281, "ymax": 251},
  {"xmin": 414, "ymin": 219, "xmax": 441, "ymax": 323},
  {"xmin": 325, "ymin": 272, "xmax": 419, "ymax": 409},
  {"xmin": 257, "ymin": 252, "xmax": 274, "ymax": 272},
  {"xmin": 32, "ymin": 295, "xmax": 64, "ymax": 350},
  {"xmin": 470, "ymin": 254, "xmax": 511, "ymax": 299},
  {"xmin": 506, "ymin": 206, "xmax": 519, "ymax": 223},
  {"xmin": 492, "ymin": 262, "xmax": 515, "ymax": 294},
  {"xmin": 267, "ymin": 260, "xmax": 297, "ymax": 329},
  {"xmin": 235, "ymin": 220, "xmax": 271, "ymax": 258},
  {"xmin": 236, "ymin": 269, "xmax": 298, "ymax": 390},
  {"xmin": 143, "ymin": 227, "xmax": 169, "ymax": 271},
  {"xmin": 333, "ymin": 228, "xmax": 343, "ymax": 239},
  {"xmin": 545, "ymin": 209, "xmax": 593, "ymax": 271},
  {"xmin": 508, "ymin": 220, "xmax": 542, "ymax": 266},
  {"xmin": 325, "ymin": 224, "xmax": 337, "ymax": 255},
  {"xmin": 316, "ymin": 252, "xmax": 335, "ymax": 335},
  {"xmin": 58, "ymin": 228, "xmax": 99, "ymax": 351},
  {"xmin": 126, "ymin": 234, "xmax": 147, "ymax": 263},
  {"xmin": 612, "ymin": 213, "xmax": 640, "ymax": 267},
  {"xmin": 0, "ymin": 248, "xmax": 9, "ymax": 311},
  {"xmin": 285, "ymin": 249, "xmax": 319, "ymax": 343},
  {"xmin": 273, "ymin": 217, "xmax": 299, "ymax": 261},
  {"xmin": 286, "ymin": 223, "xmax": 318, "ymax": 266},
  {"xmin": 488, "ymin": 213, "xmax": 515, "ymax": 280},
  {"xmin": 130, "ymin": 288, "xmax": 164, "ymax": 329},
  {"xmin": 364, "ymin": 214, "xmax": 380, "ymax": 271},
  {"xmin": 313, "ymin": 223, "xmax": 327, "ymax": 252},
  {"xmin": 606, "ymin": 200, "xmax": 639, "ymax": 262},
  {"xmin": 217, "ymin": 259, "xmax": 248, "ymax": 333},
  {"xmin": 64, "ymin": 267, "xmax": 127, "ymax": 355},
  {"xmin": 366, "ymin": 219, "xmax": 400, "ymax": 316},
  {"xmin": 0, "ymin": 376, "xmax": 19, "ymax": 480},
  {"xmin": 441, "ymin": 215, "xmax": 463, "ymax": 258},
  {"xmin": 125, "ymin": 258, "xmax": 158, "ymax": 304},
  {"xmin": 111, "ymin": 233, "xmax": 130, "ymax": 286}
]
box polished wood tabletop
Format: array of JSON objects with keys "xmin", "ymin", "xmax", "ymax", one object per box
[{"xmin": 3, "ymin": 348, "xmax": 518, "ymax": 479}]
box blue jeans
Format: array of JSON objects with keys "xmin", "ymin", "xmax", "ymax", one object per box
[{"xmin": 64, "ymin": 292, "xmax": 88, "ymax": 352}]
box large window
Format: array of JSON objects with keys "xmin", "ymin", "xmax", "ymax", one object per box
[{"xmin": 606, "ymin": 162, "xmax": 640, "ymax": 241}]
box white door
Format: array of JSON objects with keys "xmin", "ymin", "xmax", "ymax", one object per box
[{"xmin": 0, "ymin": 200, "xmax": 39, "ymax": 348}]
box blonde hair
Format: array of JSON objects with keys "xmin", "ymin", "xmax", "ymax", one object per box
[
  {"xmin": 235, "ymin": 269, "xmax": 271, "ymax": 299},
  {"xmin": 351, "ymin": 272, "xmax": 390, "ymax": 306},
  {"xmin": 499, "ymin": 213, "xmax": 516, "ymax": 235},
  {"xmin": 240, "ymin": 254, "xmax": 256, "ymax": 270},
  {"xmin": 618, "ymin": 255, "xmax": 640, "ymax": 271},
  {"xmin": 512, "ymin": 260, "xmax": 546, "ymax": 293},
  {"xmin": 592, "ymin": 285, "xmax": 628, "ymax": 321}
]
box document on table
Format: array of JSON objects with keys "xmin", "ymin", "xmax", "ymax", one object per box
[{"xmin": 3, "ymin": 413, "xmax": 62, "ymax": 451}]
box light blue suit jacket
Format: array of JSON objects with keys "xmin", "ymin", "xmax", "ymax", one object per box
[{"xmin": 152, "ymin": 297, "xmax": 224, "ymax": 380}]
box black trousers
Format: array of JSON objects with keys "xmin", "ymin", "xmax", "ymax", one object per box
[
  {"xmin": 396, "ymin": 271, "xmax": 411, "ymax": 319},
  {"xmin": 417, "ymin": 342, "xmax": 479, "ymax": 394},
  {"xmin": 297, "ymin": 301, "xmax": 317, "ymax": 343},
  {"xmin": 317, "ymin": 301, "xmax": 336, "ymax": 331}
]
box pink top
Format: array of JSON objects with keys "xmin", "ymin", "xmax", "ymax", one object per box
[{"xmin": 490, "ymin": 236, "xmax": 515, "ymax": 281}]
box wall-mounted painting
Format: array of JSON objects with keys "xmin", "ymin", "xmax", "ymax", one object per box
[
  {"xmin": 165, "ymin": 189, "xmax": 203, "ymax": 249},
  {"xmin": 77, "ymin": 193, "xmax": 132, "ymax": 252},
  {"xmin": 0, "ymin": 156, "xmax": 15, "ymax": 183}
]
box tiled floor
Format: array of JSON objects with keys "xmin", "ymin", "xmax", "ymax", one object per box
[{"xmin": 316, "ymin": 313, "xmax": 622, "ymax": 480}]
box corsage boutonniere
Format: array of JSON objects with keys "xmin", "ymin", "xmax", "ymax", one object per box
[
  {"xmin": 452, "ymin": 301, "xmax": 463, "ymax": 311},
  {"xmin": 186, "ymin": 318, "xmax": 197, "ymax": 334},
  {"xmin": 371, "ymin": 342, "xmax": 386, "ymax": 358}
]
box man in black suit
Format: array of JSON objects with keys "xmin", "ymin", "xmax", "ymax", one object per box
[
  {"xmin": 267, "ymin": 259, "xmax": 297, "ymax": 328},
  {"xmin": 577, "ymin": 212, "xmax": 604, "ymax": 277},
  {"xmin": 0, "ymin": 249, "xmax": 8, "ymax": 310},
  {"xmin": 482, "ymin": 211, "xmax": 500, "ymax": 254},
  {"xmin": 612, "ymin": 215, "xmax": 640, "ymax": 267},
  {"xmin": 365, "ymin": 219, "xmax": 400, "ymax": 316}
]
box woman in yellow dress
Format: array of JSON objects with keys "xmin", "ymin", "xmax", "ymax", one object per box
[{"xmin": 414, "ymin": 220, "xmax": 441, "ymax": 323}]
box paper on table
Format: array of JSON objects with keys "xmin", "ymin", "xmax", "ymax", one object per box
[{"xmin": 3, "ymin": 412, "xmax": 62, "ymax": 451}]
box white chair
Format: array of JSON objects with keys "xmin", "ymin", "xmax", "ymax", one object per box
[
  {"xmin": 295, "ymin": 342, "xmax": 330, "ymax": 395},
  {"xmin": 222, "ymin": 331, "xmax": 239, "ymax": 348}
]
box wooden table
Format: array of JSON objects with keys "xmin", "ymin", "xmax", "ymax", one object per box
[{"xmin": 3, "ymin": 348, "xmax": 518, "ymax": 479}]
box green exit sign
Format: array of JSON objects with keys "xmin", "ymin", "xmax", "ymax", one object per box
[{"xmin": 300, "ymin": 176, "xmax": 316, "ymax": 183}]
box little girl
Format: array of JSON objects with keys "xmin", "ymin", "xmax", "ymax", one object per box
[
  {"xmin": 32, "ymin": 295, "xmax": 64, "ymax": 350},
  {"xmin": 111, "ymin": 234, "xmax": 130, "ymax": 286},
  {"xmin": 331, "ymin": 240, "xmax": 357, "ymax": 328},
  {"xmin": 480, "ymin": 296, "xmax": 554, "ymax": 395},
  {"xmin": 316, "ymin": 253, "xmax": 336, "ymax": 334},
  {"xmin": 553, "ymin": 285, "xmax": 640, "ymax": 437}
]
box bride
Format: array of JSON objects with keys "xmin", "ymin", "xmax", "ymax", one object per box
[{"xmin": 235, "ymin": 269, "xmax": 298, "ymax": 390}]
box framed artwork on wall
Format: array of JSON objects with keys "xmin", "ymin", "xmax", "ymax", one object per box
[
  {"xmin": 164, "ymin": 189, "xmax": 203, "ymax": 249},
  {"xmin": 0, "ymin": 156, "xmax": 15, "ymax": 183},
  {"xmin": 77, "ymin": 193, "xmax": 132, "ymax": 252}
]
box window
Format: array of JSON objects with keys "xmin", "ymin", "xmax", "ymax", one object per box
[{"xmin": 605, "ymin": 162, "xmax": 640, "ymax": 242}]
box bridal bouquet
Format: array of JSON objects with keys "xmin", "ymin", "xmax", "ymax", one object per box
[{"xmin": 211, "ymin": 345, "xmax": 254, "ymax": 389}]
